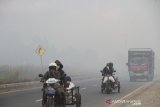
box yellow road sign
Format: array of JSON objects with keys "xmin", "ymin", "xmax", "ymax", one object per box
[{"xmin": 36, "ymin": 46, "xmax": 45, "ymax": 56}]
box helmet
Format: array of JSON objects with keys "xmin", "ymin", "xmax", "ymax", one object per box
[
  {"xmin": 107, "ymin": 62, "xmax": 113, "ymax": 67},
  {"xmin": 109, "ymin": 62, "xmax": 113, "ymax": 66},
  {"xmin": 49, "ymin": 63, "xmax": 57, "ymax": 67},
  {"xmin": 64, "ymin": 76, "xmax": 71, "ymax": 81}
]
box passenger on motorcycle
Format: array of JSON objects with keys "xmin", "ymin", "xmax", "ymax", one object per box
[
  {"xmin": 64, "ymin": 76, "xmax": 75, "ymax": 92},
  {"xmin": 63, "ymin": 76, "xmax": 75, "ymax": 104},
  {"xmin": 107, "ymin": 62, "xmax": 117, "ymax": 81},
  {"xmin": 107, "ymin": 62, "xmax": 116, "ymax": 74},
  {"xmin": 55, "ymin": 60, "xmax": 66, "ymax": 85},
  {"xmin": 42, "ymin": 62, "xmax": 65, "ymax": 107}
]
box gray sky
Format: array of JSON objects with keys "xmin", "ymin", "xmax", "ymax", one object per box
[{"xmin": 0, "ymin": 0, "xmax": 160, "ymax": 71}]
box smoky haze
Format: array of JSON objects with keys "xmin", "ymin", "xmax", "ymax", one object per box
[{"xmin": 0, "ymin": 0, "xmax": 160, "ymax": 78}]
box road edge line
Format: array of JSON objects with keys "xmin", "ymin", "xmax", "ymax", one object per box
[{"xmin": 110, "ymin": 81, "xmax": 154, "ymax": 107}]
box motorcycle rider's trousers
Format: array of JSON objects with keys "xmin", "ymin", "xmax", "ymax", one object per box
[{"xmin": 103, "ymin": 76, "xmax": 115, "ymax": 83}]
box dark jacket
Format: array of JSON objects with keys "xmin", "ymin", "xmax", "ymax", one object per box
[
  {"xmin": 59, "ymin": 69, "xmax": 66, "ymax": 80},
  {"xmin": 43, "ymin": 70, "xmax": 60, "ymax": 81},
  {"xmin": 55, "ymin": 60, "xmax": 66, "ymax": 80},
  {"xmin": 108, "ymin": 66, "xmax": 115, "ymax": 74},
  {"xmin": 102, "ymin": 66, "xmax": 113, "ymax": 76}
]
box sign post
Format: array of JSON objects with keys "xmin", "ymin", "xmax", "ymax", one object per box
[{"xmin": 36, "ymin": 45, "xmax": 45, "ymax": 72}]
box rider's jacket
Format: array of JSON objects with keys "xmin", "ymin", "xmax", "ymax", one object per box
[
  {"xmin": 102, "ymin": 66, "xmax": 113, "ymax": 76},
  {"xmin": 108, "ymin": 66, "xmax": 115, "ymax": 75},
  {"xmin": 55, "ymin": 60, "xmax": 66, "ymax": 81},
  {"xmin": 43, "ymin": 70, "xmax": 60, "ymax": 81},
  {"xmin": 58, "ymin": 69, "xmax": 66, "ymax": 81}
]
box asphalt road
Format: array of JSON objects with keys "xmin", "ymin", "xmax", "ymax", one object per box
[{"xmin": 0, "ymin": 74, "xmax": 147, "ymax": 107}]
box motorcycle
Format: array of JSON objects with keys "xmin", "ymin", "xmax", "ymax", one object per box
[
  {"xmin": 39, "ymin": 74, "xmax": 64, "ymax": 107},
  {"xmin": 101, "ymin": 73, "xmax": 120, "ymax": 94}
]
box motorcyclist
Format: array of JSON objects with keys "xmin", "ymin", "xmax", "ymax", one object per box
[
  {"xmin": 101, "ymin": 63, "xmax": 109, "ymax": 89},
  {"xmin": 42, "ymin": 62, "xmax": 65, "ymax": 107},
  {"xmin": 101, "ymin": 63, "xmax": 109, "ymax": 76},
  {"xmin": 55, "ymin": 60, "xmax": 66, "ymax": 85},
  {"xmin": 101, "ymin": 63, "xmax": 108, "ymax": 83}
]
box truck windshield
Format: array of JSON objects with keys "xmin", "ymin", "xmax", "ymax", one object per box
[{"xmin": 130, "ymin": 56, "xmax": 148, "ymax": 65}]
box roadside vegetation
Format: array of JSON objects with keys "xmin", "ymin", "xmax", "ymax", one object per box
[{"xmin": 0, "ymin": 65, "xmax": 43, "ymax": 84}]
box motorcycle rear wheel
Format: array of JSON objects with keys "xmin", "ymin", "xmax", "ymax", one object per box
[
  {"xmin": 117, "ymin": 82, "xmax": 120, "ymax": 93},
  {"xmin": 106, "ymin": 81, "xmax": 111, "ymax": 94}
]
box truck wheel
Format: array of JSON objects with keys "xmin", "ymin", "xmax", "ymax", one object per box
[{"xmin": 106, "ymin": 81, "xmax": 111, "ymax": 94}]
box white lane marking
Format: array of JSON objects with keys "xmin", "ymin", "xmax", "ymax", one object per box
[
  {"xmin": 92, "ymin": 84, "xmax": 98, "ymax": 87},
  {"xmin": 36, "ymin": 99, "xmax": 42, "ymax": 102},
  {"xmin": 0, "ymin": 87, "xmax": 41, "ymax": 95},
  {"xmin": 81, "ymin": 88, "xmax": 86, "ymax": 90}
]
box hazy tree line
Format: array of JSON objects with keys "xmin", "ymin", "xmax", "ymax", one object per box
[{"xmin": 0, "ymin": 65, "xmax": 42, "ymax": 84}]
